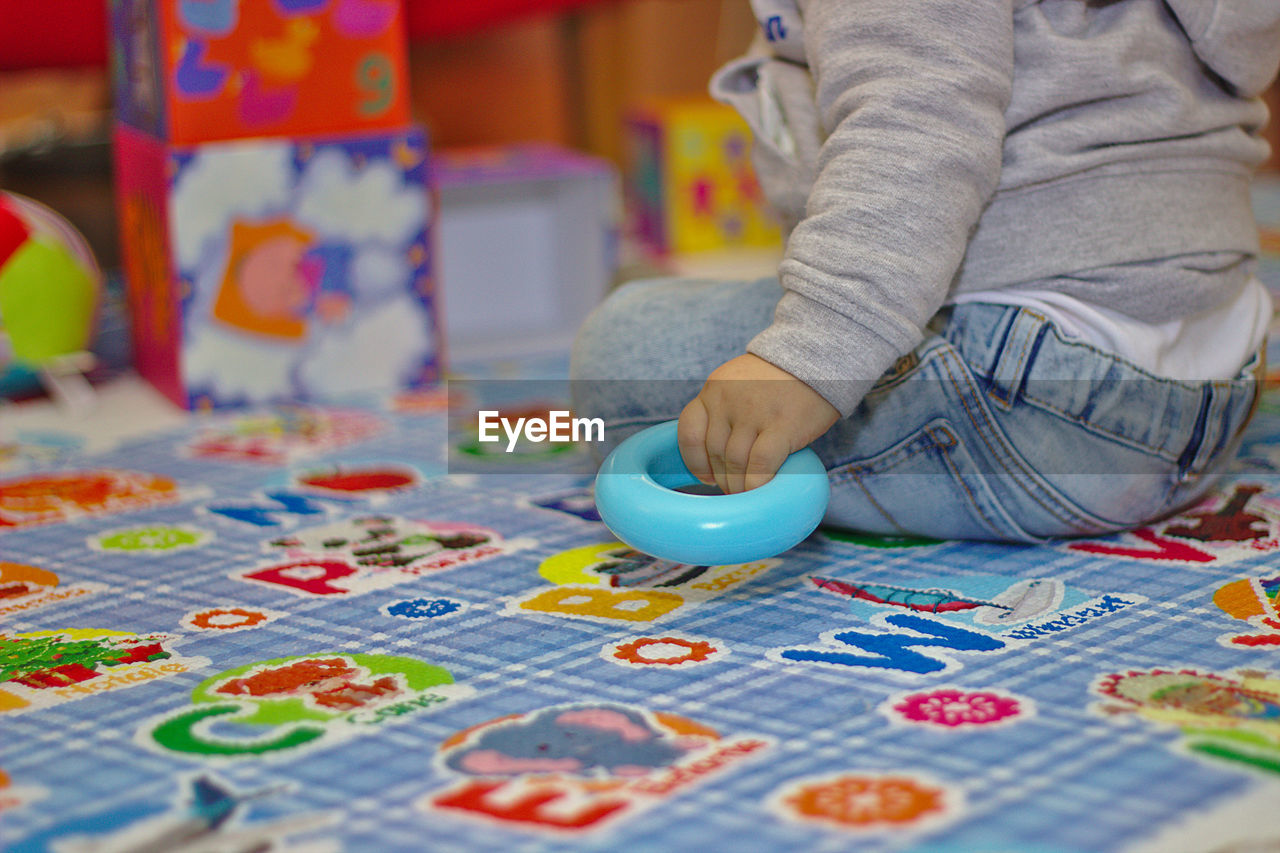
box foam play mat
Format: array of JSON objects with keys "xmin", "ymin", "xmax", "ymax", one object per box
[{"xmin": 5, "ymin": 187, "xmax": 1280, "ymax": 852}]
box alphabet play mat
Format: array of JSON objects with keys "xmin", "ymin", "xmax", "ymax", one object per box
[{"xmin": 6, "ymin": 187, "xmax": 1280, "ymax": 852}]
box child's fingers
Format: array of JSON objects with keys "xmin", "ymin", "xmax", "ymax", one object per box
[
  {"xmin": 723, "ymin": 427, "xmax": 759, "ymax": 494},
  {"xmin": 677, "ymin": 400, "xmax": 714, "ymax": 485},
  {"xmin": 743, "ymin": 431, "xmax": 791, "ymax": 492},
  {"xmin": 703, "ymin": 416, "xmax": 731, "ymax": 494}
]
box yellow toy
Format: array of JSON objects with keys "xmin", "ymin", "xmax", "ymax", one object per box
[{"xmin": 625, "ymin": 97, "xmax": 782, "ymax": 256}]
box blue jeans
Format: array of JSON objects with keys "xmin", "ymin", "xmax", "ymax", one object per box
[{"xmin": 570, "ymin": 276, "xmax": 1262, "ymax": 543}]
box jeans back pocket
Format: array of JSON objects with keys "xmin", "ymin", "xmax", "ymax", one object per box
[{"xmin": 826, "ymin": 418, "xmax": 1034, "ymax": 542}]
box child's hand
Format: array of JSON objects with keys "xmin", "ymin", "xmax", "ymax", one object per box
[{"xmin": 678, "ymin": 353, "xmax": 839, "ymax": 494}]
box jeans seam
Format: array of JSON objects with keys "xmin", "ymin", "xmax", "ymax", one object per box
[
  {"xmin": 932, "ymin": 426, "xmax": 1011, "ymax": 539},
  {"xmin": 988, "ymin": 311, "xmax": 1040, "ymax": 411},
  {"xmin": 835, "ymin": 423, "xmax": 1008, "ymax": 540},
  {"xmin": 1012, "ymin": 318, "xmax": 1248, "ymax": 461},
  {"xmin": 1019, "ymin": 392, "xmax": 1179, "ymax": 460},
  {"xmin": 937, "ymin": 349, "xmax": 1102, "ymax": 531},
  {"xmin": 829, "ymin": 435, "xmax": 936, "ymax": 487},
  {"xmin": 847, "ymin": 469, "xmax": 910, "ymax": 535},
  {"xmin": 1200, "ymin": 380, "xmax": 1233, "ymax": 470}
]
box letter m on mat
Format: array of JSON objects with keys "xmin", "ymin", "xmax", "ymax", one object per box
[{"xmin": 773, "ymin": 613, "xmax": 1006, "ymax": 675}]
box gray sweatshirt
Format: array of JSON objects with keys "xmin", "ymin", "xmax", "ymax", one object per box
[{"xmin": 711, "ymin": 0, "xmax": 1280, "ymax": 415}]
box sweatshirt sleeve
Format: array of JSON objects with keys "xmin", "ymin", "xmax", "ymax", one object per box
[{"xmin": 746, "ymin": 0, "xmax": 1015, "ymax": 416}]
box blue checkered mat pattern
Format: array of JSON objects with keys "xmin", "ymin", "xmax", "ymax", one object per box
[{"xmin": 4, "ymin": 183, "xmax": 1280, "ymax": 852}]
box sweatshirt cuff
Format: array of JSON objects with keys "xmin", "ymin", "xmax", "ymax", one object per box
[{"xmin": 746, "ymin": 290, "xmax": 908, "ymax": 417}]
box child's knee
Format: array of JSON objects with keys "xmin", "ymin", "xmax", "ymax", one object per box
[
  {"xmin": 571, "ymin": 279, "xmax": 672, "ymax": 381},
  {"xmin": 570, "ymin": 298, "xmax": 625, "ymax": 381}
]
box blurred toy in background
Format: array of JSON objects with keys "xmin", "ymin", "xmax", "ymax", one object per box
[
  {"xmin": 433, "ymin": 144, "xmax": 618, "ymax": 357},
  {"xmin": 107, "ymin": 0, "xmax": 410, "ymax": 145},
  {"xmin": 0, "ymin": 191, "xmax": 102, "ymax": 411},
  {"xmin": 114, "ymin": 126, "xmax": 437, "ymax": 409},
  {"xmin": 109, "ymin": 0, "xmax": 440, "ymax": 410},
  {"xmin": 625, "ymin": 97, "xmax": 781, "ymax": 257}
]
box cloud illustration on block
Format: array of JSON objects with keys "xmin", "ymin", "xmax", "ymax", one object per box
[
  {"xmin": 350, "ymin": 245, "xmax": 413, "ymax": 300},
  {"xmin": 171, "ymin": 143, "xmax": 294, "ymax": 270},
  {"xmin": 184, "ymin": 322, "xmax": 299, "ymax": 402},
  {"xmin": 295, "ymin": 149, "xmax": 427, "ymax": 245},
  {"xmin": 297, "ymin": 295, "xmax": 433, "ymax": 397}
]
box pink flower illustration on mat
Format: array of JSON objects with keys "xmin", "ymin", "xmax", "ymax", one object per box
[{"xmin": 890, "ymin": 688, "xmax": 1026, "ymax": 728}]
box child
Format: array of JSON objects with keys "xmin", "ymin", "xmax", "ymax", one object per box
[{"xmin": 572, "ymin": 0, "xmax": 1280, "ymax": 542}]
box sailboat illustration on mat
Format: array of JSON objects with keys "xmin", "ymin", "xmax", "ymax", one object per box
[{"xmin": 811, "ymin": 576, "xmax": 1064, "ymax": 625}]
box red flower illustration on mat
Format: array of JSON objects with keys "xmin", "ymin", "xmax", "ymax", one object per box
[
  {"xmin": 780, "ymin": 773, "xmax": 949, "ymax": 830},
  {"xmin": 890, "ymin": 687, "xmax": 1025, "ymax": 728}
]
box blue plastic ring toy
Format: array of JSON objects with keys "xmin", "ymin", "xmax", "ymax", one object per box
[{"xmin": 594, "ymin": 420, "xmax": 830, "ymax": 565}]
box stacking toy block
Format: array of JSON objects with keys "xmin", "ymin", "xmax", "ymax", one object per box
[
  {"xmin": 625, "ymin": 97, "xmax": 781, "ymax": 256},
  {"xmin": 113, "ymin": 122, "xmax": 440, "ymax": 409},
  {"xmin": 108, "ymin": 0, "xmax": 410, "ymax": 145}
]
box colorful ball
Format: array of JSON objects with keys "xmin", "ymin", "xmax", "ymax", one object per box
[{"xmin": 0, "ymin": 191, "xmax": 102, "ymax": 367}]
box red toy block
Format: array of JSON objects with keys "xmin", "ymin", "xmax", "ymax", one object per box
[{"xmin": 108, "ymin": 0, "xmax": 411, "ymax": 144}]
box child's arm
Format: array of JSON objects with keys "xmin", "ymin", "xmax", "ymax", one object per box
[{"xmin": 681, "ymin": 0, "xmax": 1015, "ymax": 492}]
